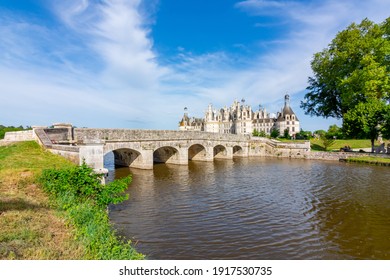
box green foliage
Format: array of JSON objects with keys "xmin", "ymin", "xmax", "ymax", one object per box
[
  {"xmin": 270, "ymin": 128, "xmax": 280, "ymax": 138},
  {"xmin": 326, "ymin": 124, "xmax": 344, "ymax": 139},
  {"xmin": 295, "ymin": 129, "xmax": 312, "ymax": 140},
  {"xmin": 343, "ymin": 99, "xmax": 389, "ymax": 146},
  {"xmin": 283, "ymin": 129, "xmax": 290, "ymax": 139},
  {"xmin": 319, "ymin": 134, "xmax": 336, "ymax": 151},
  {"xmin": 64, "ymin": 200, "xmax": 142, "ymax": 260},
  {"xmin": 252, "ymin": 129, "xmax": 267, "ymax": 137},
  {"xmin": 39, "ymin": 163, "xmax": 143, "ymax": 259},
  {"xmin": 314, "ymin": 129, "xmax": 326, "ymax": 136},
  {"xmin": 40, "ymin": 162, "xmax": 129, "ymax": 208},
  {"xmin": 301, "ymin": 17, "xmax": 390, "ymax": 142}
]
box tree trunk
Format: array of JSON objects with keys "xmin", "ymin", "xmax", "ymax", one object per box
[{"xmin": 371, "ymin": 138, "xmax": 375, "ymax": 153}]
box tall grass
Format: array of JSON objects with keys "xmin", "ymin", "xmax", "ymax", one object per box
[{"xmin": 39, "ymin": 163, "xmax": 144, "ymax": 260}]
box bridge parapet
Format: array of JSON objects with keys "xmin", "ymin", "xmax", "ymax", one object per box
[{"xmin": 74, "ymin": 128, "xmax": 250, "ymax": 143}]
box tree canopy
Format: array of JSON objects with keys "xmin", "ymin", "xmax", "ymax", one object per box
[{"xmin": 301, "ymin": 17, "xmax": 390, "ymax": 145}]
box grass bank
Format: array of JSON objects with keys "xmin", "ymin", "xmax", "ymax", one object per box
[
  {"xmin": 276, "ymin": 138, "xmax": 377, "ymax": 151},
  {"xmin": 310, "ymin": 138, "xmax": 378, "ymax": 151},
  {"xmin": 0, "ymin": 141, "xmax": 143, "ymax": 259},
  {"xmin": 346, "ymin": 156, "xmax": 390, "ymax": 166}
]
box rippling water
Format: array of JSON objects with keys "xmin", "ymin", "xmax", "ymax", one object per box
[{"xmin": 106, "ymin": 155, "xmax": 390, "ymax": 259}]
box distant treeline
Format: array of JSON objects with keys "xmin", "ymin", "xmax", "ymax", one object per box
[{"xmin": 0, "ymin": 125, "xmax": 30, "ymax": 139}]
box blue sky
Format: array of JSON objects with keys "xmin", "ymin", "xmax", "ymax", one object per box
[{"xmin": 0, "ymin": 0, "xmax": 389, "ymax": 131}]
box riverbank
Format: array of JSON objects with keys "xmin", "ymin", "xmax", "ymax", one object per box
[
  {"xmin": 0, "ymin": 141, "xmax": 143, "ymax": 259},
  {"xmin": 343, "ymin": 156, "xmax": 390, "ymax": 166}
]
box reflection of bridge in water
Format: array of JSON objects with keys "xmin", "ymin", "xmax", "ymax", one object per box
[{"xmin": 20, "ymin": 125, "xmax": 311, "ymax": 172}]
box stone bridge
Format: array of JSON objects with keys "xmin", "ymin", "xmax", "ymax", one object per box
[
  {"xmin": 75, "ymin": 129, "xmax": 251, "ymax": 170},
  {"xmin": 4, "ymin": 124, "xmax": 312, "ymax": 173}
]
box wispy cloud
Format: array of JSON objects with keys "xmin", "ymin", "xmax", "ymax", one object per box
[{"xmin": 0, "ymin": 0, "xmax": 170, "ymax": 128}]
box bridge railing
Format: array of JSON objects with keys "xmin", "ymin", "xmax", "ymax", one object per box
[{"xmin": 74, "ymin": 129, "xmax": 251, "ymax": 142}]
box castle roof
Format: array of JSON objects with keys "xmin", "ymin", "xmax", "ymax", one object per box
[{"xmin": 277, "ymin": 94, "xmax": 299, "ymax": 121}]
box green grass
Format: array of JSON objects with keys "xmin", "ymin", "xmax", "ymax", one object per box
[
  {"xmin": 310, "ymin": 139, "xmax": 383, "ymax": 151},
  {"xmin": 0, "ymin": 142, "xmax": 84, "ymax": 259},
  {"xmin": 0, "ymin": 141, "xmax": 143, "ymax": 260},
  {"xmin": 347, "ymin": 156, "xmax": 390, "ymax": 166},
  {"xmin": 275, "ymin": 138, "xmax": 387, "ymax": 152},
  {"xmin": 0, "ymin": 141, "xmax": 74, "ymax": 171}
]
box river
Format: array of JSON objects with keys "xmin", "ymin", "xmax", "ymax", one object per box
[{"xmin": 105, "ymin": 154, "xmax": 390, "ymax": 259}]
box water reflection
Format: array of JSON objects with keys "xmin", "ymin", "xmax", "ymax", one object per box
[{"xmin": 106, "ymin": 156, "xmax": 390, "ymax": 259}]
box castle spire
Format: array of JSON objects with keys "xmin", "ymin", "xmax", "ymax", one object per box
[{"xmin": 284, "ymin": 94, "xmax": 290, "ymax": 107}]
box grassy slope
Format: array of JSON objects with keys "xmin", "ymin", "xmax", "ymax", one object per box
[
  {"xmin": 0, "ymin": 141, "xmax": 85, "ymax": 259},
  {"xmin": 276, "ymin": 138, "xmax": 378, "ymax": 151},
  {"xmin": 347, "ymin": 156, "xmax": 390, "ymax": 165},
  {"xmin": 310, "ymin": 138, "xmax": 378, "ymax": 151}
]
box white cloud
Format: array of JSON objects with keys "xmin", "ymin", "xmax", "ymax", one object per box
[{"xmin": 0, "ymin": 0, "xmax": 172, "ymax": 128}]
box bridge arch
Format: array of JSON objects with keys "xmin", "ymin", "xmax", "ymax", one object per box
[
  {"xmin": 108, "ymin": 148, "xmax": 143, "ymax": 168},
  {"xmin": 214, "ymin": 144, "xmax": 228, "ymax": 159},
  {"xmin": 188, "ymin": 144, "xmax": 208, "ymax": 161},
  {"xmin": 233, "ymin": 145, "xmax": 244, "ymax": 156},
  {"xmin": 153, "ymin": 146, "xmax": 180, "ymax": 164}
]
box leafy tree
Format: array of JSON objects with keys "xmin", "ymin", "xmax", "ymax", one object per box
[
  {"xmin": 252, "ymin": 129, "xmax": 267, "ymax": 137},
  {"xmin": 270, "ymin": 128, "xmax": 280, "ymax": 139},
  {"xmin": 283, "ymin": 129, "xmax": 290, "ymax": 139},
  {"xmin": 301, "ymin": 17, "xmax": 390, "ymax": 148},
  {"xmin": 343, "ymin": 99, "xmax": 389, "ymax": 147},
  {"xmin": 295, "ymin": 129, "xmax": 312, "ymax": 140},
  {"xmin": 326, "ymin": 124, "xmax": 344, "ymax": 139},
  {"xmin": 320, "ymin": 134, "xmax": 335, "ymax": 151},
  {"xmin": 314, "ymin": 130, "xmax": 326, "ymax": 137}
]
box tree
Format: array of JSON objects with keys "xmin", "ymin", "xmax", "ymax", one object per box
[
  {"xmin": 270, "ymin": 128, "xmax": 279, "ymax": 139},
  {"xmin": 301, "ymin": 17, "xmax": 390, "ymax": 148},
  {"xmin": 295, "ymin": 129, "xmax": 312, "ymax": 140},
  {"xmin": 326, "ymin": 124, "xmax": 343, "ymax": 139},
  {"xmin": 343, "ymin": 99, "xmax": 389, "ymax": 148},
  {"xmin": 314, "ymin": 129, "xmax": 326, "ymax": 137},
  {"xmin": 320, "ymin": 134, "xmax": 335, "ymax": 151}
]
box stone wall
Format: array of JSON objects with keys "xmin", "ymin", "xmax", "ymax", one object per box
[
  {"xmin": 48, "ymin": 145, "xmax": 80, "ymax": 165},
  {"xmin": 307, "ymin": 151, "xmax": 390, "ymax": 161},
  {"xmin": 44, "ymin": 128, "xmax": 71, "ymax": 143},
  {"xmin": 74, "ymin": 128, "xmax": 250, "ymax": 142},
  {"xmin": 248, "ymin": 138, "xmax": 311, "ymax": 158},
  {"xmin": 3, "ymin": 130, "xmax": 34, "ymax": 141}
]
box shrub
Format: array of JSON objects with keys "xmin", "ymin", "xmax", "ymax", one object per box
[
  {"xmin": 270, "ymin": 128, "xmax": 280, "ymax": 138},
  {"xmin": 38, "ymin": 163, "xmax": 143, "ymax": 259},
  {"xmin": 40, "ymin": 162, "xmax": 129, "ymax": 208}
]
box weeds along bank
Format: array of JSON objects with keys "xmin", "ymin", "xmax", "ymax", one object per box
[{"xmin": 0, "ymin": 141, "xmax": 143, "ymax": 260}]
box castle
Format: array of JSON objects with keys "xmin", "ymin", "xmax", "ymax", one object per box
[{"xmin": 179, "ymin": 95, "xmax": 300, "ymax": 137}]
